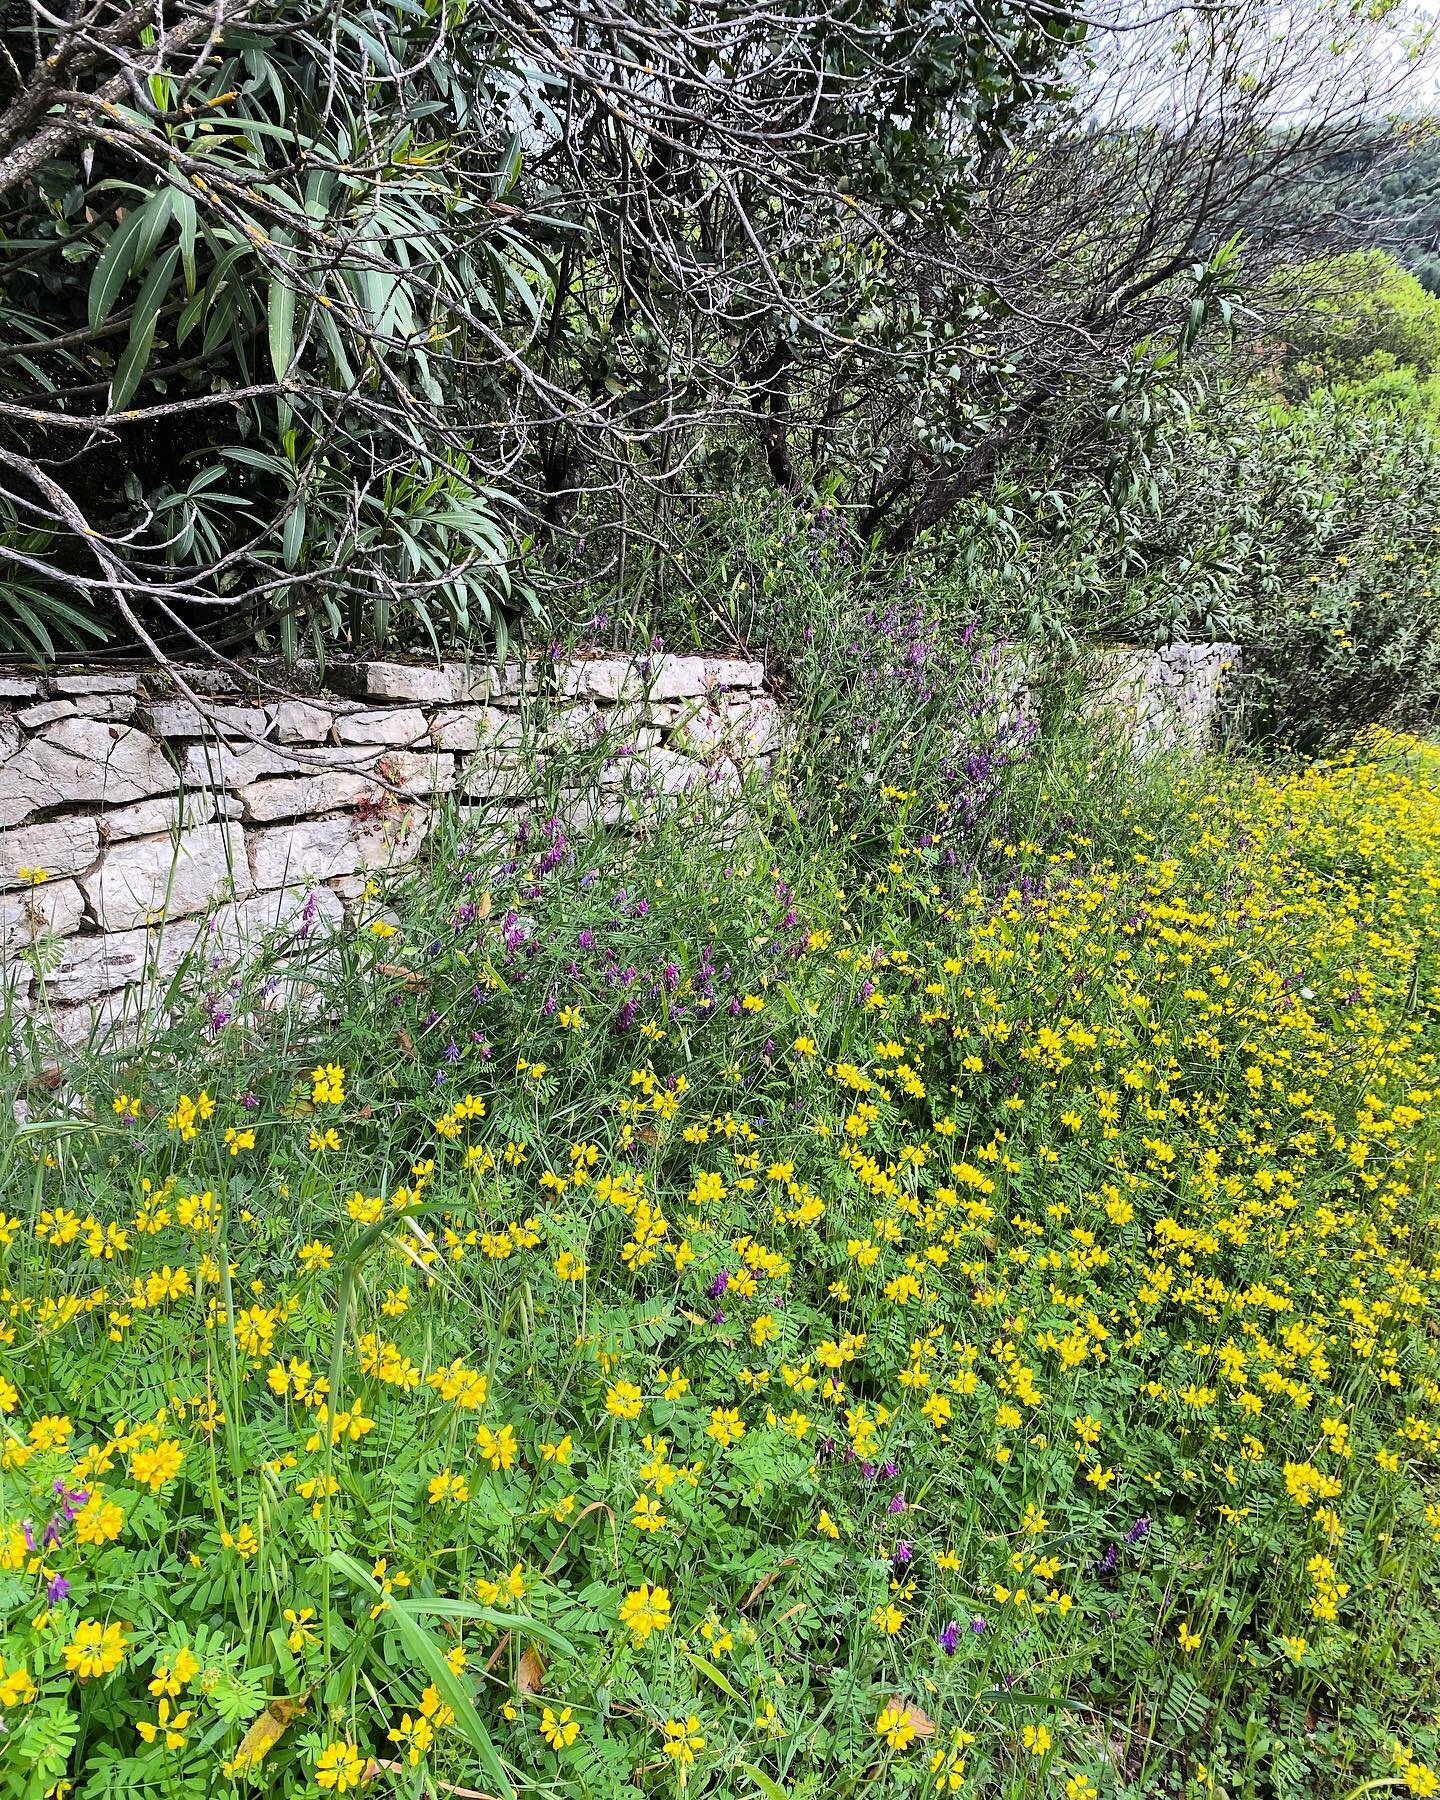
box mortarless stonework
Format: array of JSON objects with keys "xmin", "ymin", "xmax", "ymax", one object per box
[
  {"xmin": 0, "ymin": 643, "xmax": 1235, "ymax": 1047},
  {"xmin": 0, "ymin": 652, "xmax": 777, "ymax": 1045}
]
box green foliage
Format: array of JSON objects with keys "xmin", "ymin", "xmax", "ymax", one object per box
[
  {"xmin": 1266, "ymin": 252, "xmax": 1440, "ymax": 389},
  {"xmin": 3, "ymin": 733, "xmax": 1440, "ymax": 1797}
]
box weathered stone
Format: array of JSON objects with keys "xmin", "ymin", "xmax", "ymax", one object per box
[
  {"xmin": 703, "ymin": 656, "xmax": 766, "ymax": 689},
  {"xmin": 554, "ymin": 789, "xmax": 626, "ymax": 833},
  {"xmin": 0, "ymin": 817, "xmax": 100, "ymax": 889},
  {"xmin": 334, "ymin": 707, "xmax": 429, "ymax": 747},
  {"xmin": 602, "ymin": 746, "xmax": 704, "ymax": 795},
  {"xmin": 144, "ymin": 701, "xmax": 272, "ymax": 738},
  {"xmin": 183, "ymin": 741, "xmax": 306, "ymax": 785},
  {"xmin": 239, "ymin": 771, "xmax": 373, "ymax": 823},
  {"xmin": 0, "ymin": 878, "xmax": 84, "ymax": 946},
  {"xmin": 495, "ymin": 661, "xmax": 539, "ymax": 696},
  {"xmin": 42, "ymin": 918, "xmax": 203, "ymax": 1003},
  {"xmin": 226, "ymin": 883, "xmax": 346, "ymax": 944},
  {"xmin": 646, "ymin": 655, "xmax": 712, "ymax": 700},
  {"xmin": 377, "ymin": 749, "xmax": 455, "ymax": 796},
  {"xmin": 275, "ymin": 699, "xmax": 338, "ymax": 743},
  {"xmin": 0, "ymin": 718, "xmax": 177, "ymax": 825},
  {"xmin": 17, "ymin": 699, "xmax": 77, "ymax": 728},
  {"xmin": 53, "ymin": 673, "xmax": 140, "ymax": 696},
  {"xmin": 674, "ymin": 694, "xmax": 781, "ymax": 759},
  {"xmin": 101, "ymin": 790, "xmax": 217, "ymax": 842},
  {"xmin": 80, "ymin": 822, "xmax": 254, "ymax": 931},
  {"xmin": 0, "ymin": 675, "xmax": 42, "ymax": 699},
  {"xmin": 430, "ymin": 707, "xmax": 518, "ymax": 753},
  {"xmin": 248, "ymin": 810, "xmax": 427, "ymax": 890},
  {"xmin": 459, "ymin": 757, "xmax": 532, "ymax": 802},
  {"xmin": 366, "ymin": 662, "xmax": 456, "ymax": 704},
  {"xmin": 558, "ymin": 658, "xmax": 641, "ymax": 702},
  {"xmin": 165, "ymin": 664, "xmax": 242, "ymax": 696},
  {"xmin": 73, "ymin": 695, "xmax": 136, "ymax": 722}
]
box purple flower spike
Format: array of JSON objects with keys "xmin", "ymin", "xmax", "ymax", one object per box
[
  {"xmin": 46, "ymin": 1575, "xmax": 71, "ymax": 1605},
  {"xmin": 970, "ymin": 1615, "xmax": 988, "ymax": 1634},
  {"xmin": 894, "ymin": 1541, "xmax": 912, "ymax": 1565},
  {"xmin": 939, "ymin": 1621, "xmax": 961, "ymax": 1655},
  {"xmin": 887, "ymin": 1492, "xmax": 906, "ymax": 1515}
]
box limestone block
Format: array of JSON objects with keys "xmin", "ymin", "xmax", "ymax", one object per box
[
  {"xmin": 704, "ymin": 657, "xmax": 765, "ymax": 689},
  {"xmin": 45, "ymin": 987, "xmax": 176, "ymax": 1050},
  {"xmin": 144, "ymin": 701, "xmax": 272, "ymax": 738},
  {"xmin": 675, "ymin": 694, "xmax": 781, "ymax": 759},
  {"xmin": 334, "ymin": 707, "xmax": 429, "ymax": 747},
  {"xmin": 17, "ymin": 700, "xmax": 77, "ymax": 728},
  {"xmin": 238, "ymin": 771, "xmax": 373, "ymax": 823},
  {"xmin": 200, "ymin": 884, "xmax": 347, "ymax": 959},
  {"xmin": 558, "ymin": 659, "xmax": 641, "ymax": 702},
  {"xmin": 74, "ymin": 695, "xmax": 136, "ymax": 722},
  {"xmin": 603, "ymin": 747, "xmax": 704, "ymax": 795},
  {"xmin": 183, "ymin": 741, "xmax": 306, "ymax": 785},
  {"xmin": 102, "ymin": 790, "xmax": 217, "ymax": 842},
  {"xmin": 53, "ymin": 673, "xmax": 140, "ymax": 695},
  {"xmin": 248, "ymin": 810, "xmax": 426, "ymax": 890},
  {"xmin": 0, "ymin": 878, "xmax": 83, "ymax": 946},
  {"xmin": 380, "ymin": 749, "xmax": 456, "ymax": 795},
  {"xmin": 0, "ymin": 718, "xmax": 177, "ymax": 825},
  {"xmin": 80, "ymin": 822, "xmax": 253, "ymax": 931},
  {"xmin": 0, "ymin": 676, "xmax": 42, "ymax": 699},
  {"xmin": 276, "ymin": 699, "xmax": 339, "ymax": 743},
  {"xmin": 369, "ymin": 662, "xmax": 459, "ymax": 702},
  {"xmin": 495, "ymin": 661, "xmax": 540, "ymax": 696},
  {"xmin": 554, "ymin": 789, "xmax": 626, "ymax": 833},
  {"xmin": 459, "ymin": 757, "xmax": 532, "ymax": 802},
  {"xmin": 646, "ymin": 656, "xmax": 712, "ymax": 700},
  {"xmin": 227, "ymin": 883, "xmax": 346, "ymax": 943},
  {"xmin": 0, "ymin": 817, "xmax": 100, "ymax": 889},
  {"xmin": 42, "ymin": 917, "xmax": 204, "ymax": 1003},
  {"xmin": 165, "ymin": 664, "xmax": 241, "ymax": 695},
  {"xmin": 430, "ymin": 707, "xmax": 519, "ymax": 753}
]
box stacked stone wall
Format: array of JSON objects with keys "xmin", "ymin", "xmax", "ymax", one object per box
[
  {"xmin": 0, "ymin": 641, "xmax": 1235, "ymax": 1048},
  {"xmin": 0, "ymin": 653, "xmax": 776, "ymax": 1044}
]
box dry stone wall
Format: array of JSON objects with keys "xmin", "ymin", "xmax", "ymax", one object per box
[
  {"xmin": 0, "ymin": 641, "xmax": 1235, "ymax": 1049},
  {"xmin": 0, "ymin": 653, "xmax": 776, "ymax": 1045}
]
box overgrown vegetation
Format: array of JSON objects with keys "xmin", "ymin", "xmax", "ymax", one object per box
[
  {"xmin": 3, "ymin": 717, "xmax": 1440, "ymax": 1799},
  {"xmin": 2, "ymin": 0, "xmax": 1438, "ymax": 715}
]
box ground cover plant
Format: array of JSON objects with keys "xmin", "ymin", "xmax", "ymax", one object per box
[{"xmin": 2, "ymin": 733, "xmax": 1440, "ymax": 1800}]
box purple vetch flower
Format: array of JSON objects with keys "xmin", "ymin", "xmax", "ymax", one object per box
[
  {"xmin": 860, "ymin": 1462, "xmax": 877, "ymax": 1483},
  {"xmin": 21, "ymin": 1522, "xmax": 36, "ymax": 1553},
  {"xmin": 887, "ymin": 1492, "xmax": 906, "ymax": 1515},
  {"xmin": 708, "ymin": 1270, "xmax": 730, "ymax": 1298},
  {"xmin": 1126, "ymin": 1515, "xmax": 1152, "ymax": 1544},
  {"xmin": 444, "ymin": 1041, "xmax": 462, "ymax": 1064},
  {"xmin": 240, "ymin": 1091, "xmax": 259, "ymax": 1110},
  {"xmin": 970, "ymin": 1615, "xmax": 988, "ymax": 1634},
  {"xmin": 46, "ymin": 1574, "xmax": 70, "ymax": 1605},
  {"xmin": 939, "ymin": 1621, "xmax": 961, "ymax": 1655},
  {"xmin": 894, "ymin": 1541, "xmax": 912, "ymax": 1565},
  {"xmin": 711, "ymin": 1309, "xmax": 726, "ymax": 1326},
  {"xmin": 881, "ymin": 1460, "xmax": 898, "ymax": 1480}
]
